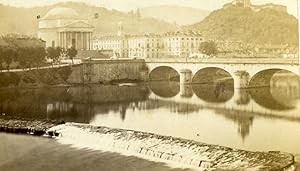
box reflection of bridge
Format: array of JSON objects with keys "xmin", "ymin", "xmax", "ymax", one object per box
[
  {"xmin": 148, "ymin": 83, "xmax": 300, "ymax": 120},
  {"xmin": 146, "ymin": 58, "xmax": 299, "ymax": 88}
]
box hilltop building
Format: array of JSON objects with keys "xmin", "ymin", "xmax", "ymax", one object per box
[
  {"xmin": 223, "ymin": 0, "xmax": 287, "ymax": 13},
  {"xmin": 38, "ymin": 7, "xmax": 94, "ymax": 50}
]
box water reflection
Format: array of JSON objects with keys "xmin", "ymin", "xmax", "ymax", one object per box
[
  {"xmin": 215, "ymin": 109, "xmax": 254, "ymax": 141},
  {"xmin": 249, "ymin": 87, "xmax": 298, "ymax": 110},
  {"xmin": 148, "ymin": 81, "xmax": 180, "ymax": 98},
  {"xmin": 192, "ymin": 82, "xmax": 234, "ymax": 103},
  {"xmin": 0, "ymin": 80, "xmax": 299, "ymax": 154}
]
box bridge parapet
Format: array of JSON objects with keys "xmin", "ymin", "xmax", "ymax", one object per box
[{"xmin": 145, "ymin": 58, "xmax": 299, "ymax": 65}]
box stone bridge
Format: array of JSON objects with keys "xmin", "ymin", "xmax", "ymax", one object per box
[{"xmin": 145, "ymin": 58, "xmax": 299, "ymax": 88}]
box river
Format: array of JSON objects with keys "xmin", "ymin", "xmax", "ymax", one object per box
[{"xmin": 0, "ymin": 80, "xmax": 299, "ymax": 170}]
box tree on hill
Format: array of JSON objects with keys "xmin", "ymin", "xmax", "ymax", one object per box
[
  {"xmin": 199, "ymin": 41, "xmax": 218, "ymax": 56},
  {"xmin": 66, "ymin": 47, "xmax": 77, "ymax": 64}
]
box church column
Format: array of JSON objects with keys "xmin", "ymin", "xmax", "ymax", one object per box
[
  {"xmin": 89, "ymin": 32, "xmax": 92, "ymax": 50},
  {"xmin": 75, "ymin": 32, "xmax": 78, "ymax": 50},
  {"xmin": 82, "ymin": 32, "xmax": 85, "ymax": 50},
  {"xmin": 64, "ymin": 32, "xmax": 67, "ymax": 49},
  {"xmin": 87, "ymin": 32, "xmax": 90, "ymax": 50},
  {"xmin": 59, "ymin": 32, "xmax": 62, "ymax": 48},
  {"xmin": 90, "ymin": 32, "xmax": 93, "ymax": 50}
]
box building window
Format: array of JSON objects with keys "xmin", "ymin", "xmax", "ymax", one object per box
[{"xmin": 52, "ymin": 40, "xmax": 55, "ymax": 47}]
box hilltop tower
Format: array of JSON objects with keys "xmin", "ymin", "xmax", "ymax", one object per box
[{"xmin": 232, "ymin": 0, "xmax": 251, "ymax": 8}]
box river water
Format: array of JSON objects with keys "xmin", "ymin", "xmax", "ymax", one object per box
[{"xmin": 0, "ymin": 80, "xmax": 299, "ymax": 170}]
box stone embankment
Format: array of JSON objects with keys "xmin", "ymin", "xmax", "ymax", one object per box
[{"xmin": 48, "ymin": 123, "xmax": 296, "ymax": 171}]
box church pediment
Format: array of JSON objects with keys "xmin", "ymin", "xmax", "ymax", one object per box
[{"xmin": 62, "ymin": 21, "xmax": 94, "ymax": 28}]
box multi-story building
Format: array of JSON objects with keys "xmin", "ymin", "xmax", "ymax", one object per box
[
  {"xmin": 162, "ymin": 31, "xmax": 204, "ymax": 58},
  {"xmin": 128, "ymin": 34, "xmax": 163, "ymax": 58},
  {"xmin": 93, "ymin": 30, "xmax": 204, "ymax": 59},
  {"xmin": 93, "ymin": 35, "xmax": 128, "ymax": 58}
]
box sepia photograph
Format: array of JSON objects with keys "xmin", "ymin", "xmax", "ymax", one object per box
[{"xmin": 0, "ymin": 0, "xmax": 299, "ymax": 170}]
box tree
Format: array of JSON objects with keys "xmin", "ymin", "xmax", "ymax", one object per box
[
  {"xmin": 199, "ymin": 41, "xmax": 218, "ymax": 56},
  {"xmin": 46, "ymin": 47, "xmax": 62, "ymax": 66},
  {"xmin": 33, "ymin": 47, "xmax": 46, "ymax": 69},
  {"xmin": 2, "ymin": 47, "xmax": 16, "ymax": 71},
  {"xmin": 0, "ymin": 47, "xmax": 4, "ymax": 72},
  {"xmin": 66, "ymin": 47, "xmax": 77, "ymax": 64},
  {"xmin": 16, "ymin": 47, "xmax": 30, "ymax": 69}
]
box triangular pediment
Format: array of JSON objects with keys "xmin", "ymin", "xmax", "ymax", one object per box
[{"xmin": 63, "ymin": 21, "xmax": 94, "ymax": 28}]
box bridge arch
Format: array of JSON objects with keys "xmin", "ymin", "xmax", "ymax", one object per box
[
  {"xmin": 149, "ymin": 66, "xmax": 180, "ymax": 82},
  {"xmin": 249, "ymin": 68, "xmax": 299, "ymax": 88},
  {"xmin": 192, "ymin": 67, "xmax": 234, "ymax": 103},
  {"xmin": 192, "ymin": 67, "xmax": 234, "ymax": 84}
]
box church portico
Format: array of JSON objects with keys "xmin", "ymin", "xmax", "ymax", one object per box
[{"xmin": 38, "ymin": 7, "xmax": 94, "ymax": 50}]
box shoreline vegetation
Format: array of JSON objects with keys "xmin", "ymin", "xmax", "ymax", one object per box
[{"xmin": 0, "ymin": 116, "xmax": 297, "ymax": 170}]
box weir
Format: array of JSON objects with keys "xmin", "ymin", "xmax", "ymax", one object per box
[{"xmin": 48, "ymin": 123, "xmax": 295, "ymax": 170}]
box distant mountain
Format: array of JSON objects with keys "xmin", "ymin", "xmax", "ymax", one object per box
[
  {"xmin": 186, "ymin": 5, "xmax": 298, "ymax": 45},
  {"xmin": 140, "ymin": 5, "xmax": 210, "ymax": 25},
  {"xmin": 0, "ymin": 2, "xmax": 177, "ymax": 36}
]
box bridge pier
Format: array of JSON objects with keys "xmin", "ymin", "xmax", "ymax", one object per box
[
  {"xmin": 234, "ymin": 89, "xmax": 250, "ymax": 105},
  {"xmin": 179, "ymin": 69, "xmax": 193, "ymax": 84},
  {"xmin": 180, "ymin": 84, "xmax": 193, "ymax": 98},
  {"xmin": 233, "ymin": 71, "xmax": 250, "ymax": 89}
]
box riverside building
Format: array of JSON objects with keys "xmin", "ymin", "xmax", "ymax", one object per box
[{"xmin": 93, "ymin": 31, "xmax": 204, "ymax": 59}]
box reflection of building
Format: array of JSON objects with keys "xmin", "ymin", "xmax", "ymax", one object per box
[
  {"xmin": 216, "ymin": 109, "xmax": 254, "ymax": 141},
  {"xmin": 38, "ymin": 7, "xmax": 94, "ymax": 50}
]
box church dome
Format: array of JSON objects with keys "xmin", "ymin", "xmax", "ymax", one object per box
[{"xmin": 42, "ymin": 7, "xmax": 81, "ymax": 20}]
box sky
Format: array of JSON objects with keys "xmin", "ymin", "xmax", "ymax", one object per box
[{"xmin": 0, "ymin": 0, "xmax": 298, "ymax": 17}]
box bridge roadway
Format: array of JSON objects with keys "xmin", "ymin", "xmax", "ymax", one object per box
[
  {"xmin": 145, "ymin": 58, "xmax": 300, "ymax": 88},
  {"xmin": 147, "ymin": 85, "xmax": 300, "ymax": 120}
]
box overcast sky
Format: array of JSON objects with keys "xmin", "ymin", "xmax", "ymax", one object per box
[{"xmin": 0, "ymin": 0, "xmax": 298, "ymax": 17}]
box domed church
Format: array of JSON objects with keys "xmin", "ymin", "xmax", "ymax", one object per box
[{"xmin": 38, "ymin": 7, "xmax": 94, "ymax": 50}]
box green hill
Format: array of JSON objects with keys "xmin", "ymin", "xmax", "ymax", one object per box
[
  {"xmin": 186, "ymin": 5, "xmax": 298, "ymax": 45},
  {"xmin": 0, "ymin": 2, "xmax": 177, "ymax": 36}
]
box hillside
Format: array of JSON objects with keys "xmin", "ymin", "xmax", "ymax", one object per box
[
  {"xmin": 187, "ymin": 6, "xmax": 298, "ymax": 45},
  {"xmin": 140, "ymin": 5, "xmax": 210, "ymax": 25},
  {"xmin": 0, "ymin": 2, "xmax": 177, "ymax": 36}
]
